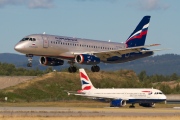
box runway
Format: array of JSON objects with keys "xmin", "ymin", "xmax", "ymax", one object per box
[{"xmin": 0, "ymin": 107, "xmax": 180, "ymax": 117}]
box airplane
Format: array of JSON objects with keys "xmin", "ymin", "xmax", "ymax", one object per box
[
  {"xmin": 14, "ymin": 16, "xmax": 161, "ymax": 73},
  {"xmin": 67, "ymin": 68, "xmax": 167, "ymax": 108}
]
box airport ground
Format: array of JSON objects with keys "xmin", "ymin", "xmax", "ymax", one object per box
[
  {"xmin": 0, "ymin": 101, "xmax": 180, "ymax": 120},
  {"xmin": 0, "ymin": 76, "xmax": 180, "ymax": 119}
]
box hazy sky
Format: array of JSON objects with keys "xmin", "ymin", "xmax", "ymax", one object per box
[{"xmin": 0, "ymin": 0, "xmax": 179, "ymax": 55}]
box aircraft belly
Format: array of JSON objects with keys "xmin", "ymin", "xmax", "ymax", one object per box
[{"xmin": 127, "ymin": 99, "xmax": 165, "ymax": 103}]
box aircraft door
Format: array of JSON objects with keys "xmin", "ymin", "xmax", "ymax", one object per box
[{"xmin": 42, "ymin": 36, "xmax": 49, "ymax": 48}]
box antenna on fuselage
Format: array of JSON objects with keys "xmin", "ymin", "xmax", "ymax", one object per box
[{"xmin": 43, "ymin": 32, "xmax": 46, "ymax": 34}]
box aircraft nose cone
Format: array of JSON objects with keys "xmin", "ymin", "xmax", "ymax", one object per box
[
  {"xmin": 14, "ymin": 44, "xmax": 23, "ymax": 52},
  {"xmin": 162, "ymin": 95, "xmax": 167, "ymax": 100}
]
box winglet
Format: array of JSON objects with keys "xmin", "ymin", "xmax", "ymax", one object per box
[{"xmin": 150, "ymin": 44, "xmax": 160, "ymax": 46}]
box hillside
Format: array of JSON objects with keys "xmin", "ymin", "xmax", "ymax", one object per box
[
  {"xmin": 0, "ymin": 70, "xmax": 139, "ymax": 102},
  {"xmin": 1, "ymin": 53, "xmax": 180, "ymax": 75},
  {"xmin": 0, "ymin": 70, "xmax": 179, "ymax": 102}
]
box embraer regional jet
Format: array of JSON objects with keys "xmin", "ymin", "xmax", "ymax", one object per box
[
  {"xmin": 14, "ymin": 16, "xmax": 160, "ymax": 73},
  {"xmin": 68, "ymin": 68, "xmax": 166, "ymax": 108}
]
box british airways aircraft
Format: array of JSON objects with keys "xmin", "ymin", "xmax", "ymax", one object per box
[
  {"xmin": 14, "ymin": 16, "xmax": 160, "ymax": 73},
  {"xmin": 68, "ymin": 68, "xmax": 166, "ymax": 108}
]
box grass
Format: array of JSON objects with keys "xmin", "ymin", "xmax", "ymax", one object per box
[
  {"xmin": 0, "ymin": 101, "xmax": 179, "ymax": 108},
  {"xmin": 0, "ymin": 116, "xmax": 180, "ymax": 120},
  {"xmin": 0, "ymin": 70, "xmax": 139, "ymax": 102}
]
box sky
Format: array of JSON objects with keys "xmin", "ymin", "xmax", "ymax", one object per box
[{"xmin": 0, "ymin": 0, "xmax": 179, "ymax": 55}]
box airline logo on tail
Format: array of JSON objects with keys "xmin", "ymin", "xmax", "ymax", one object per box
[
  {"xmin": 80, "ymin": 72, "xmax": 91, "ymax": 90},
  {"xmin": 126, "ymin": 16, "xmax": 151, "ymax": 48},
  {"xmin": 79, "ymin": 68, "xmax": 95, "ymax": 91},
  {"xmin": 126, "ymin": 23, "xmax": 149, "ymax": 43}
]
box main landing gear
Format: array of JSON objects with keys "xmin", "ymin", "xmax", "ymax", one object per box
[
  {"xmin": 129, "ymin": 103, "xmax": 135, "ymax": 108},
  {"xmin": 91, "ymin": 65, "xmax": 100, "ymax": 72},
  {"xmin": 67, "ymin": 61, "xmax": 100, "ymax": 73},
  {"xmin": 68, "ymin": 66, "xmax": 77, "ymax": 73},
  {"xmin": 26, "ymin": 54, "xmax": 33, "ymax": 67}
]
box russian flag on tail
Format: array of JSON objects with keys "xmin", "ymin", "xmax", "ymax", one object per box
[{"xmin": 125, "ymin": 16, "xmax": 151, "ymax": 48}]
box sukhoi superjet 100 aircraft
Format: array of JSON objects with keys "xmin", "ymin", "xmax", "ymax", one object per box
[
  {"xmin": 14, "ymin": 16, "xmax": 161, "ymax": 73},
  {"xmin": 68, "ymin": 68, "xmax": 166, "ymax": 108}
]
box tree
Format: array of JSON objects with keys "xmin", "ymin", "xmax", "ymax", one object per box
[
  {"xmin": 138, "ymin": 71, "xmax": 148, "ymax": 82},
  {"xmin": 170, "ymin": 73, "xmax": 179, "ymax": 81}
]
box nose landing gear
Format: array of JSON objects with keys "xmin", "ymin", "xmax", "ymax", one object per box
[{"xmin": 26, "ymin": 54, "xmax": 33, "ymax": 67}]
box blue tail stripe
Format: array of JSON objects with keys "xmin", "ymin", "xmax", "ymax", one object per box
[
  {"xmin": 126, "ymin": 16, "xmax": 151, "ymax": 48},
  {"xmin": 82, "ymin": 80, "xmax": 89, "ymax": 85}
]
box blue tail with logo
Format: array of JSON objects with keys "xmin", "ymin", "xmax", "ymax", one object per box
[{"xmin": 125, "ymin": 16, "xmax": 151, "ymax": 48}]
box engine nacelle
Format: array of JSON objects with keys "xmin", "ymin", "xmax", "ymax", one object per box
[
  {"xmin": 139, "ymin": 103, "xmax": 155, "ymax": 107},
  {"xmin": 110, "ymin": 99, "xmax": 126, "ymax": 107},
  {"xmin": 75, "ymin": 54, "xmax": 100, "ymax": 65},
  {"xmin": 39, "ymin": 57, "xmax": 64, "ymax": 66}
]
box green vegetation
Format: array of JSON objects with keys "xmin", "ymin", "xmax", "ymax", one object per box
[
  {"xmin": 138, "ymin": 71, "xmax": 180, "ymax": 94},
  {"xmin": 0, "ymin": 69, "xmax": 179, "ymax": 103},
  {"xmin": 0, "ymin": 62, "xmax": 180, "ymax": 103},
  {"xmin": 0, "ymin": 62, "xmax": 51, "ymax": 76}
]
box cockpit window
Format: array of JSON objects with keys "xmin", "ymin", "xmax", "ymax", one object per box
[
  {"xmin": 20, "ymin": 38, "xmax": 36, "ymax": 42},
  {"xmin": 20, "ymin": 38, "xmax": 29, "ymax": 42},
  {"xmin": 154, "ymin": 92, "xmax": 163, "ymax": 95}
]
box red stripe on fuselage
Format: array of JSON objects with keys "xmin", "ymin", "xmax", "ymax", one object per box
[{"xmin": 142, "ymin": 91, "xmax": 151, "ymax": 92}]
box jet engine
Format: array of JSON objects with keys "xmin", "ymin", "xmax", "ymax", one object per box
[
  {"xmin": 75, "ymin": 54, "xmax": 100, "ymax": 65},
  {"xmin": 110, "ymin": 99, "xmax": 126, "ymax": 107},
  {"xmin": 39, "ymin": 57, "xmax": 64, "ymax": 66},
  {"xmin": 139, "ymin": 103, "xmax": 155, "ymax": 107}
]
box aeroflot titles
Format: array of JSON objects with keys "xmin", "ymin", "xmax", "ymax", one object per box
[{"xmin": 55, "ymin": 37, "xmax": 78, "ymax": 41}]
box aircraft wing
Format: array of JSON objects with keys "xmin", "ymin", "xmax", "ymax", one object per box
[
  {"xmin": 93, "ymin": 44, "xmax": 160, "ymax": 60},
  {"xmin": 73, "ymin": 44, "xmax": 160, "ymax": 60}
]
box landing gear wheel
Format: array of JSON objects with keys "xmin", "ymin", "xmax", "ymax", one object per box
[
  {"xmin": 26, "ymin": 54, "xmax": 33, "ymax": 67},
  {"xmin": 91, "ymin": 65, "xmax": 100, "ymax": 72},
  {"xmin": 72, "ymin": 66, "xmax": 77, "ymax": 72},
  {"xmin": 27, "ymin": 63, "xmax": 32, "ymax": 67},
  {"xmin": 68, "ymin": 66, "xmax": 77, "ymax": 73},
  {"xmin": 129, "ymin": 103, "xmax": 135, "ymax": 108}
]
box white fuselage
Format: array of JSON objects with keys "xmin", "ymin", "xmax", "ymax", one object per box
[{"xmin": 80, "ymin": 88, "xmax": 166, "ymax": 103}]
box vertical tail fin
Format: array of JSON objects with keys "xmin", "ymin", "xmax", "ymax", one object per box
[
  {"xmin": 125, "ymin": 16, "xmax": 151, "ymax": 48},
  {"xmin": 79, "ymin": 68, "xmax": 96, "ymax": 90}
]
